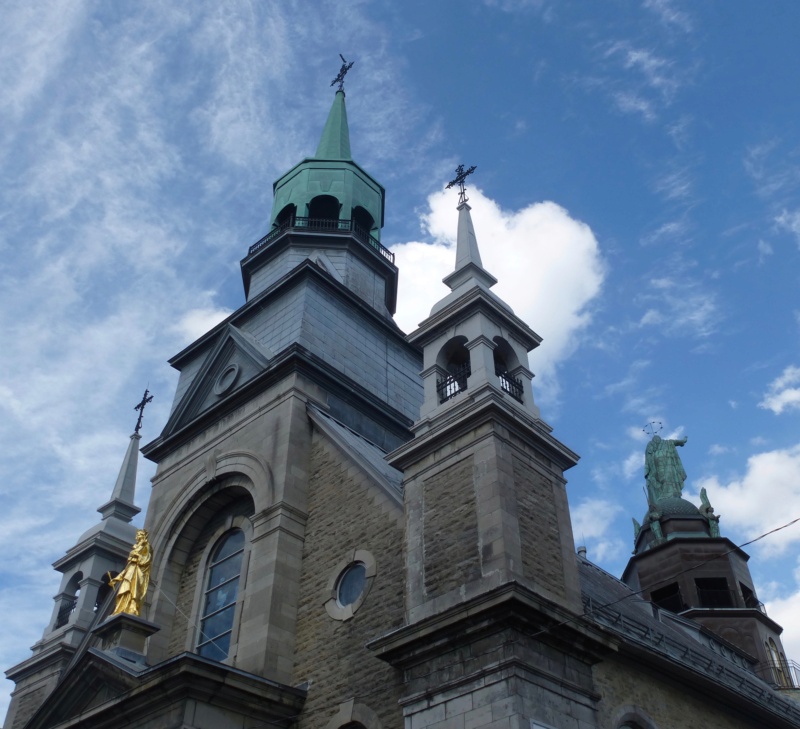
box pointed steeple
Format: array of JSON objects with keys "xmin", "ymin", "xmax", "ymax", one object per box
[
  {"xmin": 97, "ymin": 433, "xmax": 142, "ymax": 522},
  {"xmin": 441, "ymin": 201, "xmax": 499, "ymax": 295},
  {"xmin": 314, "ymin": 90, "xmax": 352, "ymax": 160}
]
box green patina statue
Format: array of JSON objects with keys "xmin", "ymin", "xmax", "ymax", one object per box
[{"xmin": 644, "ymin": 434, "xmax": 688, "ymax": 504}]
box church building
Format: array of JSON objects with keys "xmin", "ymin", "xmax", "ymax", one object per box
[{"xmin": 5, "ymin": 74, "xmax": 800, "ymax": 729}]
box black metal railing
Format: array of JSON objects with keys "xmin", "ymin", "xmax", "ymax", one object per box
[
  {"xmin": 755, "ymin": 659, "xmax": 800, "ymax": 689},
  {"xmin": 437, "ymin": 363, "xmax": 471, "ymax": 403},
  {"xmin": 248, "ymin": 217, "xmax": 394, "ymax": 263},
  {"xmin": 496, "ymin": 367, "xmax": 523, "ymax": 402},
  {"xmin": 55, "ymin": 597, "xmax": 77, "ymax": 628},
  {"xmin": 696, "ymin": 587, "xmax": 737, "ymax": 609}
]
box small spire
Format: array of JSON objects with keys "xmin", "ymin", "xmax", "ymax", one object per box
[
  {"xmin": 315, "ymin": 88, "xmax": 352, "ymax": 160},
  {"xmin": 97, "ymin": 390, "xmax": 148, "ymax": 523},
  {"xmin": 441, "ymin": 165, "xmax": 497, "ymax": 293},
  {"xmin": 97, "ymin": 432, "xmax": 141, "ymax": 523}
]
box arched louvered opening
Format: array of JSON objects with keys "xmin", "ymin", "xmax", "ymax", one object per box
[
  {"xmin": 308, "ymin": 194, "xmax": 340, "ymax": 221},
  {"xmin": 55, "ymin": 572, "xmax": 82, "ymax": 628},
  {"xmin": 351, "ymin": 205, "xmax": 375, "ymax": 241},
  {"xmin": 492, "ymin": 336, "xmax": 523, "ymax": 402},
  {"xmin": 275, "ymin": 203, "xmax": 296, "ymax": 228},
  {"xmin": 436, "ymin": 337, "xmax": 471, "ymax": 403}
]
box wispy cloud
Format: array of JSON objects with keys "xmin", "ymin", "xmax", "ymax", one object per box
[
  {"xmin": 605, "ymin": 43, "xmax": 681, "ymax": 103},
  {"xmin": 776, "ymin": 209, "xmax": 800, "ymax": 248},
  {"xmin": 642, "ymin": 0, "xmax": 693, "ymax": 33},
  {"xmin": 653, "ymin": 166, "xmax": 693, "ymax": 201},
  {"xmin": 640, "ymin": 218, "xmax": 690, "ymax": 246},
  {"xmin": 759, "ymin": 366, "xmax": 800, "ymax": 415},
  {"xmin": 613, "ymin": 91, "xmax": 657, "ymax": 122},
  {"xmin": 635, "ymin": 276, "xmax": 719, "ymax": 338}
]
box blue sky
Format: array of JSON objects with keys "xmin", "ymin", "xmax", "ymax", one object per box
[{"xmin": 2, "ymin": 0, "xmax": 800, "ymax": 715}]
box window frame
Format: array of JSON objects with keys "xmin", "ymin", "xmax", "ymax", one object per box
[{"xmin": 189, "ymin": 514, "xmax": 252, "ymax": 663}]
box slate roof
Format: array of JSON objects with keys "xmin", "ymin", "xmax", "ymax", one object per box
[
  {"xmin": 307, "ymin": 404, "xmax": 404, "ymax": 500},
  {"xmin": 578, "ymin": 556, "xmax": 800, "ymax": 725}
]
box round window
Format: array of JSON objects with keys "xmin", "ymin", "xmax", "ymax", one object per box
[{"xmin": 336, "ymin": 562, "xmax": 367, "ymax": 607}]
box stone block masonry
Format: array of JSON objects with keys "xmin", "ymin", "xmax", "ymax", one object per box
[
  {"xmin": 423, "ymin": 456, "xmax": 480, "ymax": 598},
  {"xmin": 292, "ymin": 432, "xmax": 407, "ymax": 729}
]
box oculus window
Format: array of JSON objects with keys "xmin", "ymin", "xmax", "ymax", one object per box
[
  {"xmin": 197, "ymin": 529, "xmax": 245, "ymax": 661},
  {"xmin": 337, "ymin": 562, "xmax": 367, "ymax": 607},
  {"xmin": 325, "ymin": 550, "xmax": 376, "ymax": 621}
]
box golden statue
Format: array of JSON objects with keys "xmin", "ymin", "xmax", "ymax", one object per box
[{"xmin": 108, "ymin": 529, "xmax": 152, "ymax": 617}]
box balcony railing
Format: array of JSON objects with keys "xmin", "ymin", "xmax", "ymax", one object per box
[
  {"xmin": 755, "ymin": 659, "xmax": 800, "ymax": 689},
  {"xmin": 248, "ymin": 217, "xmax": 394, "ymax": 263},
  {"xmin": 437, "ymin": 363, "xmax": 471, "ymax": 404},
  {"xmin": 496, "ymin": 367, "xmax": 523, "ymax": 403},
  {"xmin": 693, "ymin": 587, "xmax": 767, "ymax": 613},
  {"xmin": 55, "ymin": 597, "xmax": 77, "ymax": 628}
]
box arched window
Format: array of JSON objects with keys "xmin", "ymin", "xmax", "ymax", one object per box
[
  {"xmin": 768, "ymin": 637, "xmax": 790, "ymax": 687},
  {"xmin": 492, "ymin": 337, "xmax": 523, "ymax": 402},
  {"xmin": 436, "ymin": 337, "xmax": 471, "ymax": 403},
  {"xmin": 351, "ymin": 205, "xmax": 375, "ymax": 241},
  {"xmin": 275, "ymin": 203, "xmax": 296, "ymax": 228},
  {"xmin": 197, "ymin": 529, "xmax": 245, "ymax": 661},
  {"xmin": 55, "ymin": 572, "xmax": 82, "ymax": 628}
]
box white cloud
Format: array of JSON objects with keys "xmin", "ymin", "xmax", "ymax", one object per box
[
  {"xmin": 571, "ymin": 497, "xmax": 626, "ymax": 563},
  {"xmin": 695, "ymin": 444, "xmax": 800, "ymax": 555},
  {"xmin": 776, "ymin": 209, "xmax": 800, "ymax": 247},
  {"xmin": 173, "ymin": 307, "xmax": 232, "ymax": 345},
  {"xmin": 759, "ymin": 365, "xmax": 800, "ymax": 415},
  {"xmin": 393, "ymin": 189, "xmax": 605, "ymax": 405},
  {"xmin": 623, "ymin": 450, "xmax": 644, "ymax": 480}
]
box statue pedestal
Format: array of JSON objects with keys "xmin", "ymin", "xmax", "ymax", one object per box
[{"xmin": 93, "ymin": 613, "xmax": 160, "ymax": 666}]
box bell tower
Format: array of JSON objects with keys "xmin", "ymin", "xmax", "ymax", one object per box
[
  {"xmin": 4, "ymin": 418, "xmax": 143, "ymax": 729},
  {"xmin": 371, "ymin": 170, "xmax": 610, "ymax": 729},
  {"xmin": 623, "ymin": 433, "xmax": 792, "ymax": 687}
]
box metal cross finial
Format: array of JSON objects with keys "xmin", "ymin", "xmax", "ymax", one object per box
[
  {"xmin": 331, "ymin": 54, "xmax": 354, "ymax": 93},
  {"xmin": 134, "ymin": 389, "xmax": 154, "ymax": 435},
  {"xmin": 446, "ymin": 164, "xmax": 477, "ymax": 205}
]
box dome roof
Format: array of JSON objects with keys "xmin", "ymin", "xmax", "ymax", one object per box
[{"xmin": 643, "ymin": 497, "xmax": 701, "ymax": 520}]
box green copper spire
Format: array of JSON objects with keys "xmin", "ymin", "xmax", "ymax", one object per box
[{"xmin": 315, "ymin": 90, "xmax": 352, "ymax": 160}]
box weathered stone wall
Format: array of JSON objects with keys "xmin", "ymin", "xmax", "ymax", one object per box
[
  {"xmin": 593, "ymin": 655, "xmax": 773, "ymax": 729},
  {"xmin": 292, "ymin": 431, "xmax": 405, "ymax": 729},
  {"xmin": 514, "ymin": 454, "xmax": 566, "ymax": 597},
  {"xmin": 423, "ymin": 456, "xmax": 480, "ymax": 598}
]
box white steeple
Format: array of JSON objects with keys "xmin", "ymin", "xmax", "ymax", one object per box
[{"xmin": 407, "ymin": 180, "xmax": 542, "ymax": 428}]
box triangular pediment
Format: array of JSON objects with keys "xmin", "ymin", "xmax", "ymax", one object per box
[
  {"xmin": 26, "ymin": 650, "xmax": 140, "ymax": 729},
  {"xmin": 163, "ymin": 324, "xmax": 274, "ymax": 437}
]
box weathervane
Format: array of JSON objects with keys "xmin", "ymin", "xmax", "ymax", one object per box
[
  {"xmin": 331, "ymin": 54, "xmax": 354, "ymax": 93},
  {"xmin": 642, "ymin": 421, "xmax": 663, "ymax": 438},
  {"xmin": 446, "ymin": 164, "xmax": 477, "ymax": 205},
  {"xmin": 134, "ymin": 388, "xmax": 154, "ymax": 435}
]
